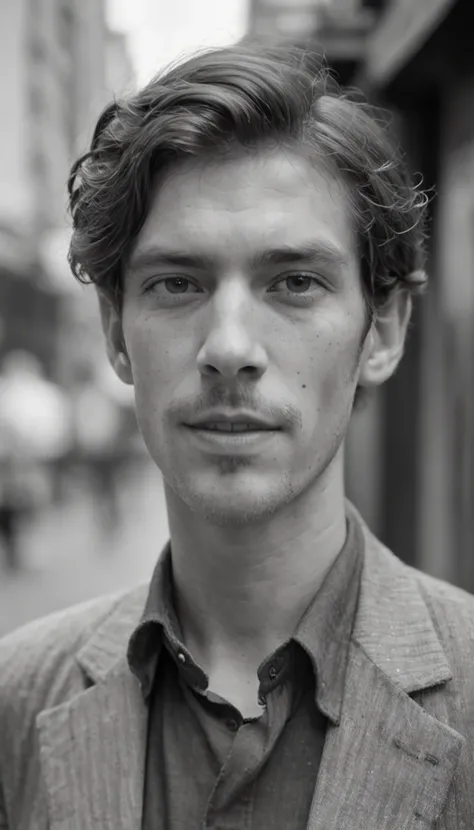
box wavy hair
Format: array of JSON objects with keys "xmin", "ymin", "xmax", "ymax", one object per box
[{"xmin": 68, "ymin": 42, "xmax": 428, "ymax": 313}]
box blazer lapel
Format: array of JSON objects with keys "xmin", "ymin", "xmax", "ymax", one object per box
[
  {"xmin": 307, "ymin": 519, "xmax": 466, "ymax": 830},
  {"xmin": 37, "ymin": 588, "xmax": 148, "ymax": 830},
  {"xmin": 307, "ymin": 642, "xmax": 464, "ymax": 829}
]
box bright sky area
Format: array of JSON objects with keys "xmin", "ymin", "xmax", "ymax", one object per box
[{"xmin": 106, "ymin": 0, "xmax": 250, "ymax": 86}]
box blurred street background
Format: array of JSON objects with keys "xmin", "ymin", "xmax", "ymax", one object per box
[{"xmin": 0, "ymin": 0, "xmax": 473, "ymax": 635}]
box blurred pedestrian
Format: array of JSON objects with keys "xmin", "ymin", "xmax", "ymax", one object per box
[
  {"xmin": 69, "ymin": 362, "xmax": 130, "ymax": 531},
  {"xmin": 0, "ymin": 351, "xmax": 72, "ymax": 569},
  {"xmin": 0, "ymin": 432, "xmax": 21, "ymax": 571},
  {"xmin": 1, "ymin": 42, "xmax": 473, "ymax": 829}
]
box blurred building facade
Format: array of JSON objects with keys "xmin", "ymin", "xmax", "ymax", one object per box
[
  {"xmin": 0, "ymin": 0, "xmax": 135, "ymax": 383},
  {"xmin": 356, "ymin": 0, "xmax": 474, "ymax": 590},
  {"xmin": 248, "ymin": 0, "xmax": 474, "ymax": 588}
]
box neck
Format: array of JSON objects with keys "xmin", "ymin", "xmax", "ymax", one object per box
[{"xmin": 164, "ymin": 452, "xmax": 348, "ymax": 676}]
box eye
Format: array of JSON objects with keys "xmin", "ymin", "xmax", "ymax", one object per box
[
  {"xmin": 269, "ymin": 273, "xmax": 324, "ymax": 297},
  {"xmin": 144, "ymin": 276, "xmax": 202, "ymax": 297}
]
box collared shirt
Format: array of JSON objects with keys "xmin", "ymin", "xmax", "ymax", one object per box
[{"xmin": 128, "ymin": 507, "xmax": 364, "ymax": 829}]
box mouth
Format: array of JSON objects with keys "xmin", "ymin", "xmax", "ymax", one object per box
[
  {"xmin": 186, "ymin": 422, "xmax": 278, "ymax": 433},
  {"xmin": 183, "ymin": 421, "xmax": 281, "ymax": 453}
]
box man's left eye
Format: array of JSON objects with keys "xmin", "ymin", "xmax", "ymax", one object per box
[{"xmin": 270, "ymin": 274, "xmax": 322, "ymax": 294}]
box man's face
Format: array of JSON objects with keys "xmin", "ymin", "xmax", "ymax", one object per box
[{"xmin": 120, "ymin": 149, "xmax": 370, "ymax": 525}]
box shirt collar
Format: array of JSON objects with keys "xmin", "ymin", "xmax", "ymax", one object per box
[
  {"xmin": 127, "ymin": 506, "xmax": 364, "ymax": 724},
  {"xmin": 127, "ymin": 545, "xmax": 177, "ymax": 698},
  {"xmin": 293, "ymin": 504, "xmax": 364, "ymax": 724}
]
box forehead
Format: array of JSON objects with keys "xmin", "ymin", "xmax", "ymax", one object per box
[{"xmin": 133, "ymin": 149, "xmax": 355, "ymax": 266}]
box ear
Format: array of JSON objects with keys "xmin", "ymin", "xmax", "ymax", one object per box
[
  {"xmin": 358, "ymin": 290, "xmax": 412, "ymax": 389},
  {"xmin": 96, "ymin": 290, "xmax": 133, "ymax": 386}
]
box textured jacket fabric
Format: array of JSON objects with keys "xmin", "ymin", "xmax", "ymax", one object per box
[{"xmin": 1, "ymin": 513, "xmax": 474, "ymax": 829}]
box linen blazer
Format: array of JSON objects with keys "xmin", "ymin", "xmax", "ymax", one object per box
[{"xmin": 1, "ymin": 515, "xmax": 474, "ymax": 829}]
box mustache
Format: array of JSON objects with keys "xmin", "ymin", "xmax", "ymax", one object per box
[{"xmin": 168, "ymin": 387, "xmax": 302, "ymax": 430}]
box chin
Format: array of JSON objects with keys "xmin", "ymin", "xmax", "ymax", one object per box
[
  {"xmin": 172, "ymin": 471, "xmax": 291, "ymax": 527},
  {"xmin": 196, "ymin": 497, "xmax": 279, "ymax": 527}
]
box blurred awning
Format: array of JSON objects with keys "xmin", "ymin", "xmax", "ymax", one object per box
[
  {"xmin": 249, "ymin": 0, "xmax": 332, "ymax": 39},
  {"xmin": 248, "ymin": 0, "xmax": 377, "ymax": 72},
  {"xmin": 363, "ymin": 0, "xmax": 458, "ymax": 87}
]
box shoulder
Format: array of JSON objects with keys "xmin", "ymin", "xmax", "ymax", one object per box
[
  {"xmin": 356, "ymin": 505, "xmax": 474, "ymax": 630},
  {"xmin": 356, "ymin": 507, "xmax": 474, "ymax": 669},
  {"xmin": 371, "ymin": 535, "xmax": 474, "ymax": 668},
  {"xmin": 0, "ymin": 587, "xmax": 143, "ymax": 717},
  {"xmin": 408, "ymin": 564, "xmax": 474, "ymax": 646},
  {"xmin": 0, "ymin": 586, "xmax": 147, "ymax": 823}
]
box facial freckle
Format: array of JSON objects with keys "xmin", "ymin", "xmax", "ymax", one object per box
[{"xmin": 302, "ymin": 384, "xmax": 306, "ymax": 389}]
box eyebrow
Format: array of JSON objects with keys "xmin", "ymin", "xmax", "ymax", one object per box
[{"xmin": 128, "ymin": 240, "xmax": 350, "ymax": 273}]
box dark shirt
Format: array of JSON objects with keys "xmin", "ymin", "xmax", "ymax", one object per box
[{"xmin": 127, "ymin": 508, "xmax": 364, "ymax": 829}]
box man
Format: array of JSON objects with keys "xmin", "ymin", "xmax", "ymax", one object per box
[{"xmin": 0, "ymin": 43, "xmax": 473, "ymax": 829}]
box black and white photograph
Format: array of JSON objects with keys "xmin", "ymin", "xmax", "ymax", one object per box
[{"xmin": 0, "ymin": 1, "xmax": 473, "ymax": 827}]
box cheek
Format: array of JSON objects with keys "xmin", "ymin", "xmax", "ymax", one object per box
[
  {"xmin": 123, "ymin": 324, "xmax": 170, "ymax": 417},
  {"xmin": 124, "ymin": 312, "xmax": 168, "ymax": 381},
  {"xmin": 300, "ymin": 325, "xmax": 362, "ymax": 414},
  {"xmin": 131, "ymin": 346, "xmax": 167, "ymax": 400}
]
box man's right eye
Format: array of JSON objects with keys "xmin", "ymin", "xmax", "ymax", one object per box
[{"xmin": 143, "ymin": 276, "xmax": 203, "ymax": 296}]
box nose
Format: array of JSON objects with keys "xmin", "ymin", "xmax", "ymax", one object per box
[{"xmin": 196, "ymin": 284, "xmax": 268, "ymax": 380}]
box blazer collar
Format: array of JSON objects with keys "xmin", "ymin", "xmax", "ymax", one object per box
[
  {"xmin": 75, "ymin": 585, "xmax": 148, "ymax": 684},
  {"xmin": 71, "ymin": 504, "xmax": 452, "ymax": 695},
  {"xmin": 74, "ymin": 508, "xmax": 452, "ymax": 695}
]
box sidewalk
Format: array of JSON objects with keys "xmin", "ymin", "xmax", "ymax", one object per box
[{"xmin": 0, "ymin": 460, "xmax": 169, "ymax": 637}]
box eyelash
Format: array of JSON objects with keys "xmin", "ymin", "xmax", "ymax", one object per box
[{"xmin": 143, "ymin": 273, "xmax": 325, "ymax": 300}]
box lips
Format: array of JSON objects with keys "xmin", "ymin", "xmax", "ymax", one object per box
[{"xmin": 189, "ymin": 422, "xmax": 274, "ymax": 432}]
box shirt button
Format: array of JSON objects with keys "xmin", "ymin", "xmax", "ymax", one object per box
[
  {"xmin": 226, "ymin": 718, "xmax": 239, "ymax": 732},
  {"xmin": 268, "ymin": 664, "xmax": 278, "ymax": 680},
  {"xmin": 177, "ymin": 652, "xmax": 186, "ymax": 664}
]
